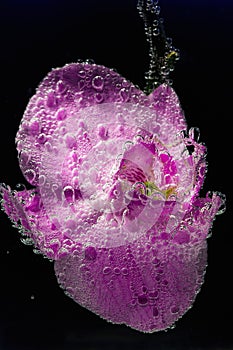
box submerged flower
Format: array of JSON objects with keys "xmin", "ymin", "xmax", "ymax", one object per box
[{"xmin": 0, "ymin": 62, "xmax": 225, "ymax": 332}]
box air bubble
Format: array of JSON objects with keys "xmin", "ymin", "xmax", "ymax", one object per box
[
  {"xmin": 15, "ymin": 183, "xmax": 26, "ymax": 191},
  {"xmin": 85, "ymin": 58, "xmax": 95, "ymax": 65},
  {"xmin": 66, "ymin": 286, "xmax": 75, "ymax": 295},
  {"xmin": 65, "ymin": 134, "xmax": 77, "ymax": 149},
  {"xmin": 77, "ymin": 70, "xmax": 86, "ymax": 78},
  {"xmin": 20, "ymin": 237, "xmax": 34, "ymax": 246},
  {"xmin": 90, "ymin": 279, "xmax": 95, "ymax": 287},
  {"xmin": 38, "ymin": 175, "xmax": 46, "ymax": 186},
  {"xmin": 56, "ymin": 80, "xmax": 67, "ymax": 94},
  {"xmin": 79, "ymin": 264, "xmax": 89, "ymax": 274},
  {"xmin": 142, "ymin": 286, "xmax": 148, "ymax": 293},
  {"xmin": 216, "ymin": 193, "xmax": 226, "ymax": 215},
  {"xmin": 55, "ymin": 108, "xmax": 67, "ymax": 121},
  {"xmin": 119, "ymin": 88, "xmax": 130, "ymax": 102},
  {"xmin": 154, "ymin": 5, "xmax": 160, "ymax": 15},
  {"xmin": 121, "ymin": 267, "xmax": 128, "ymax": 276},
  {"xmin": 98, "ymin": 125, "xmax": 108, "ymax": 140},
  {"xmin": 130, "ymin": 299, "xmax": 137, "ymax": 306},
  {"xmin": 138, "ymin": 295, "xmax": 148, "ymax": 306},
  {"xmin": 84, "ymin": 246, "xmax": 97, "ymax": 261},
  {"xmin": 95, "ymin": 93, "xmax": 104, "ymax": 103},
  {"xmin": 113, "ymin": 267, "xmax": 121, "ymax": 275},
  {"xmin": 103, "ymin": 266, "xmax": 111, "ymax": 275},
  {"xmin": 92, "ymin": 75, "xmax": 104, "ymax": 91},
  {"xmin": 134, "ymin": 134, "xmax": 144, "ymax": 143},
  {"xmin": 152, "ymin": 257, "xmax": 160, "ymax": 266},
  {"xmin": 123, "ymin": 140, "xmax": 134, "ymax": 151},
  {"xmin": 170, "ymin": 306, "xmax": 179, "ymax": 314},
  {"xmin": 107, "ymin": 280, "xmax": 114, "ymax": 290},
  {"xmin": 24, "ymin": 169, "xmax": 36, "ymax": 183},
  {"xmin": 189, "ymin": 127, "xmax": 200, "ymax": 142},
  {"xmin": 153, "ymin": 28, "xmax": 160, "ymax": 36},
  {"xmin": 153, "ymin": 306, "xmax": 159, "ymax": 317},
  {"xmin": 148, "ymin": 291, "xmax": 159, "ymax": 299},
  {"xmin": 46, "ymin": 91, "xmax": 56, "ymax": 108},
  {"xmin": 19, "ymin": 151, "xmax": 30, "ymax": 166},
  {"xmin": 37, "ymin": 133, "xmax": 47, "ymax": 144},
  {"xmin": 63, "ymin": 186, "xmax": 74, "ymax": 203}
]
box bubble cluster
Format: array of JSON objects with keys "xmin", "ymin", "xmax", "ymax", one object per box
[{"xmin": 137, "ymin": 0, "xmax": 180, "ymax": 92}]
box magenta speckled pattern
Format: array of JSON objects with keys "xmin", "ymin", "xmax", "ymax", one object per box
[{"xmin": 0, "ymin": 63, "xmax": 225, "ymax": 332}]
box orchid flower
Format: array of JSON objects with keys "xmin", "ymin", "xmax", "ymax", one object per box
[{"xmin": 0, "ymin": 0, "xmax": 225, "ymax": 333}]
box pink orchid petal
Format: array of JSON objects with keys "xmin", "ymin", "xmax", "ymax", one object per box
[
  {"xmin": 16, "ymin": 63, "xmax": 146, "ymax": 186},
  {"xmin": 0, "ymin": 184, "xmax": 88, "ymax": 259},
  {"xmin": 1, "ymin": 61, "xmax": 225, "ymax": 333},
  {"xmin": 149, "ymin": 83, "xmax": 187, "ymax": 134},
  {"xmin": 55, "ymin": 240, "xmax": 207, "ymax": 332},
  {"xmin": 54, "ymin": 192, "xmax": 223, "ymax": 332}
]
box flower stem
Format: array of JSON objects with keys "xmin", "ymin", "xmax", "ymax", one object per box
[{"xmin": 137, "ymin": 0, "xmax": 180, "ymax": 94}]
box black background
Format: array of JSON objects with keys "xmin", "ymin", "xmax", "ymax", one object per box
[{"xmin": 0, "ymin": 1, "xmax": 232, "ymax": 349}]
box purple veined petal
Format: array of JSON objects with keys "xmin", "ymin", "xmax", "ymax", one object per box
[
  {"xmin": 15, "ymin": 60, "xmax": 204, "ymax": 207},
  {"xmin": 149, "ymin": 83, "xmax": 187, "ymax": 134},
  {"xmin": 16, "ymin": 63, "xmax": 148, "ymax": 186},
  {"xmin": 148, "ymin": 84, "xmax": 207, "ymax": 203},
  {"xmin": 0, "ymin": 184, "xmax": 88, "ymax": 260},
  {"xmin": 54, "ymin": 240, "xmax": 207, "ymax": 332},
  {"xmin": 0, "ymin": 184, "xmax": 31, "ymax": 231},
  {"xmin": 115, "ymin": 142, "xmax": 156, "ymax": 183},
  {"xmin": 54, "ymin": 191, "xmax": 223, "ymax": 333},
  {"xmin": 16, "ymin": 63, "xmax": 192, "ymax": 188}
]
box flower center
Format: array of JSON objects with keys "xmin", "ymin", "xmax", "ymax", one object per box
[
  {"xmin": 144, "ymin": 181, "xmax": 177, "ymax": 200},
  {"xmin": 38, "ymin": 102, "xmax": 181, "ymax": 248}
]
